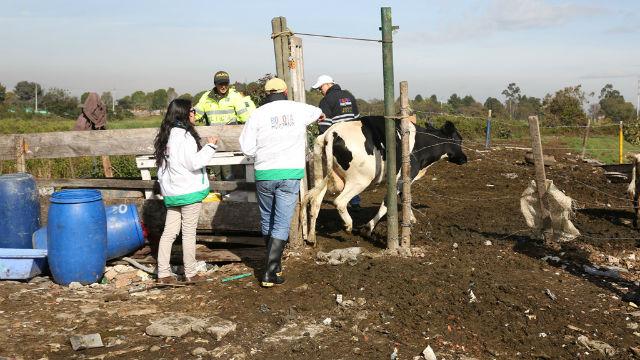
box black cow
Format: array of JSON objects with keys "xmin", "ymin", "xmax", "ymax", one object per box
[{"xmin": 305, "ymin": 116, "xmax": 467, "ymax": 242}]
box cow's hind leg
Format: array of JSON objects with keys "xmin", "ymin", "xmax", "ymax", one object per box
[
  {"xmin": 333, "ymin": 182, "xmax": 368, "ymax": 233},
  {"xmin": 364, "ymin": 200, "xmax": 388, "ymax": 237},
  {"xmin": 308, "ymin": 182, "xmax": 328, "ymax": 245},
  {"xmin": 634, "ymin": 190, "xmax": 639, "ymax": 229}
]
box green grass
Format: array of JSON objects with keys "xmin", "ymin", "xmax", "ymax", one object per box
[
  {"xmin": 0, "ymin": 115, "xmax": 162, "ymax": 134},
  {"xmin": 555, "ymin": 135, "xmax": 640, "ymax": 164},
  {"xmin": 0, "ymin": 115, "xmax": 163, "ymax": 177}
]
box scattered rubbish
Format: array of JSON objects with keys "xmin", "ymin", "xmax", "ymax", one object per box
[
  {"xmin": 121, "ymin": 257, "xmax": 155, "ymax": 274},
  {"xmin": 259, "ymin": 304, "xmax": 270, "ymax": 313},
  {"xmin": 576, "ymin": 335, "xmax": 616, "ymax": 356},
  {"xmin": 422, "ymin": 345, "xmax": 437, "ymax": 360},
  {"xmin": 336, "ymin": 294, "xmax": 343, "ymax": 304},
  {"xmin": 539, "ymin": 332, "xmax": 547, "ymax": 338},
  {"xmin": 484, "ymin": 240, "xmax": 492, "ymax": 246},
  {"xmin": 541, "ymin": 255, "xmax": 561, "ymax": 263},
  {"xmin": 583, "ymin": 265, "xmax": 621, "ymax": 279},
  {"xmin": 545, "ymin": 288, "xmax": 557, "ymax": 301},
  {"xmin": 69, "ymin": 333, "xmax": 104, "ymax": 351},
  {"xmin": 264, "ymin": 322, "xmax": 326, "ymax": 343},
  {"xmin": 221, "ymin": 273, "xmax": 252, "ymax": 282},
  {"xmin": 452, "ymin": 243, "xmax": 458, "ymax": 249},
  {"xmin": 468, "ymin": 289, "xmax": 478, "ymax": 303},
  {"xmin": 316, "ymin": 247, "xmax": 363, "ymax": 265},
  {"xmin": 502, "ymin": 173, "xmax": 518, "ymax": 179},
  {"xmin": 566, "ymin": 324, "xmax": 586, "ymax": 333},
  {"xmin": 322, "ymin": 318, "xmax": 332, "ymax": 326},
  {"xmin": 68, "ymin": 282, "xmax": 83, "ymax": 289},
  {"xmin": 192, "ymin": 347, "xmax": 209, "ymax": 356},
  {"xmin": 390, "ymin": 347, "xmax": 398, "ymax": 360},
  {"xmin": 521, "ymin": 180, "xmax": 579, "ymax": 241},
  {"xmin": 0, "ymin": 248, "xmax": 47, "ymax": 280}
]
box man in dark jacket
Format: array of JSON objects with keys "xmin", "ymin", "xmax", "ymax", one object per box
[
  {"xmin": 312, "ymin": 75, "xmax": 362, "ymax": 210},
  {"xmin": 312, "ymin": 75, "xmax": 360, "ymax": 135}
]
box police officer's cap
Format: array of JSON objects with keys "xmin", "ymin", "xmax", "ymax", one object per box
[{"xmin": 214, "ymin": 71, "xmax": 230, "ymax": 85}]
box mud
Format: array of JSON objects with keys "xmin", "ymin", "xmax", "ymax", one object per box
[{"xmin": 2, "ymin": 140, "xmax": 640, "ymax": 359}]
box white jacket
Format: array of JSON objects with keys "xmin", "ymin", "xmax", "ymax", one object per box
[
  {"xmin": 158, "ymin": 127, "xmax": 217, "ymax": 207},
  {"xmin": 239, "ymin": 100, "xmax": 321, "ymax": 180}
]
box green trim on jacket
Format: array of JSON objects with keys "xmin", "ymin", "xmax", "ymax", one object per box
[
  {"xmin": 255, "ymin": 168, "xmax": 305, "ymax": 181},
  {"xmin": 163, "ymin": 188, "xmax": 209, "ymax": 207}
]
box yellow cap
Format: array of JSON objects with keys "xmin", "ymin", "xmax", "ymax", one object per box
[{"xmin": 264, "ymin": 78, "xmax": 287, "ymax": 93}]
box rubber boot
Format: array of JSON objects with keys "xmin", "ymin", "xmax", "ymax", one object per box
[
  {"xmin": 261, "ymin": 238, "xmax": 286, "ymax": 287},
  {"xmin": 263, "ymin": 235, "xmax": 282, "ymax": 277}
]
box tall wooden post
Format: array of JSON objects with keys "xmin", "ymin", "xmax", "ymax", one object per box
[
  {"xmin": 485, "ymin": 109, "xmax": 492, "ymax": 149},
  {"xmin": 619, "ymin": 121, "xmax": 624, "ymax": 164},
  {"xmin": 580, "ymin": 117, "xmax": 591, "ymax": 159},
  {"xmin": 528, "ymin": 116, "xmax": 551, "ymax": 235},
  {"xmin": 399, "ymin": 81, "xmax": 412, "ymax": 254},
  {"xmin": 101, "ymin": 156, "xmax": 113, "ymax": 178},
  {"xmin": 381, "ymin": 7, "xmax": 398, "ymax": 251},
  {"xmin": 271, "ymin": 17, "xmax": 293, "ymax": 100},
  {"xmin": 15, "ymin": 137, "xmax": 26, "ymax": 173},
  {"xmin": 289, "ymin": 35, "xmax": 309, "ymax": 243}
]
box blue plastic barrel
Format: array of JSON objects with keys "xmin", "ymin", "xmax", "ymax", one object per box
[
  {"xmin": 0, "ymin": 173, "xmax": 40, "ymax": 249},
  {"xmin": 33, "ymin": 204, "xmax": 144, "ymax": 261},
  {"xmin": 47, "ymin": 189, "xmax": 106, "ymax": 285},
  {"xmin": 105, "ymin": 204, "xmax": 145, "ymax": 259}
]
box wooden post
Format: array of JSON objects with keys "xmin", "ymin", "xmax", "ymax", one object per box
[
  {"xmin": 485, "ymin": 109, "xmax": 492, "ymax": 149},
  {"xmin": 381, "ymin": 7, "xmax": 399, "ymax": 251},
  {"xmin": 527, "ymin": 116, "xmax": 551, "ymax": 235},
  {"xmin": 399, "ymin": 81, "xmax": 412, "ymax": 254},
  {"xmin": 15, "ymin": 137, "xmax": 26, "ymax": 173},
  {"xmin": 288, "ymin": 35, "xmax": 308, "ymax": 243},
  {"xmin": 580, "ymin": 117, "xmax": 591, "ymax": 159},
  {"xmin": 289, "ymin": 36, "xmax": 305, "ymax": 103},
  {"xmin": 101, "ymin": 155, "xmax": 114, "ymax": 178},
  {"xmin": 271, "ymin": 16, "xmax": 292, "ymax": 100},
  {"xmin": 619, "ymin": 121, "xmax": 624, "ymax": 164}
]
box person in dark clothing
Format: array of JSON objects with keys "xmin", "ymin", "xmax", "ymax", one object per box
[
  {"xmin": 312, "ymin": 75, "xmax": 360, "ymax": 135},
  {"xmin": 311, "ymin": 75, "xmax": 362, "ymax": 210}
]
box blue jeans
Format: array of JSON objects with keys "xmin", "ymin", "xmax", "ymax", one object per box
[{"xmin": 256, "ymin": 180, "xmax": 300, "ymax": 241}]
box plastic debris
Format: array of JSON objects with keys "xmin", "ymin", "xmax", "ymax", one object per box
[{"xmin": 221, "ymin": 273, "xmax": 252, "ymax": 283}]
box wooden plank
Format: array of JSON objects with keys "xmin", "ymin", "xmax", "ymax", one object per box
[
  {"xmin": 136, "ymin": 153, "xmax": 253, "ymax": 168},
  {"xmin": 15, "ymin": 137, "xmax": 26, "ymax": 172},
  {"xmin": 39, "ymin": 197, "xmax": 261, "ymax": 235},
  {"xmin": 173, "ymin": 247, "xmax": 265, "ymax": 263},
  {"xmin": 101, "ymin": 155, "xmax": 114, "ymax": 178},
  {"xmin": 36, "ymin": 178, "xmax": 256, "ymax": 191},
  {"xmin": 197, "ymin": 235, "xmax": 265, "ymax": 247},
  {"xmin": 0, "ymin": 125, "xmax": 244, "ymax": 160}
]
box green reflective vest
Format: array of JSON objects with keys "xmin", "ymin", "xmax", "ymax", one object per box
[{"xmin": 194, "ymin": 88, "xmax": 255, "ymax": 124}]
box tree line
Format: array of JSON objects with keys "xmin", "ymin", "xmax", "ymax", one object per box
[{"xmin": 0, "ymin": 79, "xmax": 636, "ymax": 128}]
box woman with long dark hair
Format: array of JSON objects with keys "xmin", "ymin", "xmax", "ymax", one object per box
[{"xmin": 154, "ymin": 98, "xmax": 218, "ymax": 284}]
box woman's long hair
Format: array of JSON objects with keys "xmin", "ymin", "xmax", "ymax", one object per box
[{"xmin": 154, "ymin": 99, "xmax": 202, "ymax": 168}]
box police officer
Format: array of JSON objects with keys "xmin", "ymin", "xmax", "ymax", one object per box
[{"xmin": 194, "ymin": 70, "xmax": 256, "ymax": 180}]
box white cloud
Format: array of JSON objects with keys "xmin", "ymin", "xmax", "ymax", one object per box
[{"xmin": 411, "ymin": 0, "xmax": 603, "ymax": 43}]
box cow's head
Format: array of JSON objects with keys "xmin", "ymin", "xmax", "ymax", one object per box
[{"xmin": 441, "ymin": 121, "xmax": 467, "ymax": 165}]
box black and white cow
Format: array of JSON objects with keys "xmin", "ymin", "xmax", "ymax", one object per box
[
  {"xmin": 305, "ymin": 116, "xmax": 467, "ymax": 242},
  {"xmin": 628, "ymin": 154, "xmax": 640, "ymax": 228}
]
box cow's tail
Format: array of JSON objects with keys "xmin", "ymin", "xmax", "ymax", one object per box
[{"xmin": 303, "ymin": 131, "xmax": 335, "ymax": 206}]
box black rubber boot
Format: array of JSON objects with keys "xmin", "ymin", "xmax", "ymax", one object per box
[
  {"xmin": 263, "ymin": 235, "xmax": 282, "ymax": 276},
  {"xmin": 261, "ymin": 238, "xmax": 286, "ymax": 287}
]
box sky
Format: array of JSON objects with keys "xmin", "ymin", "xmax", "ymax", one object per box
[{"xmin": 1, "ymin": 0, "xmax": 639, "ymax": 106}]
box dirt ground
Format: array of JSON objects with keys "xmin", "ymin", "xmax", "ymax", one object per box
[{"xmin": 2, "ymin": 138, "xmax": 640, "ymax": 359}]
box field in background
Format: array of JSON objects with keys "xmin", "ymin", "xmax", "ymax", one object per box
[{"xmin": 0, "ymin": 115, "xmax": 634, "ymax": 178}]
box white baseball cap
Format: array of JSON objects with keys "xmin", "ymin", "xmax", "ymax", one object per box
[{"xmin": 311, "ymin": 75, "xmax": 334, "ymax": 89}]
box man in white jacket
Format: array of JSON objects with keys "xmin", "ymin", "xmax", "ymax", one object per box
[{"xmin": 240, "ymin": 78, "xmax": 323, "ymax": 287}]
